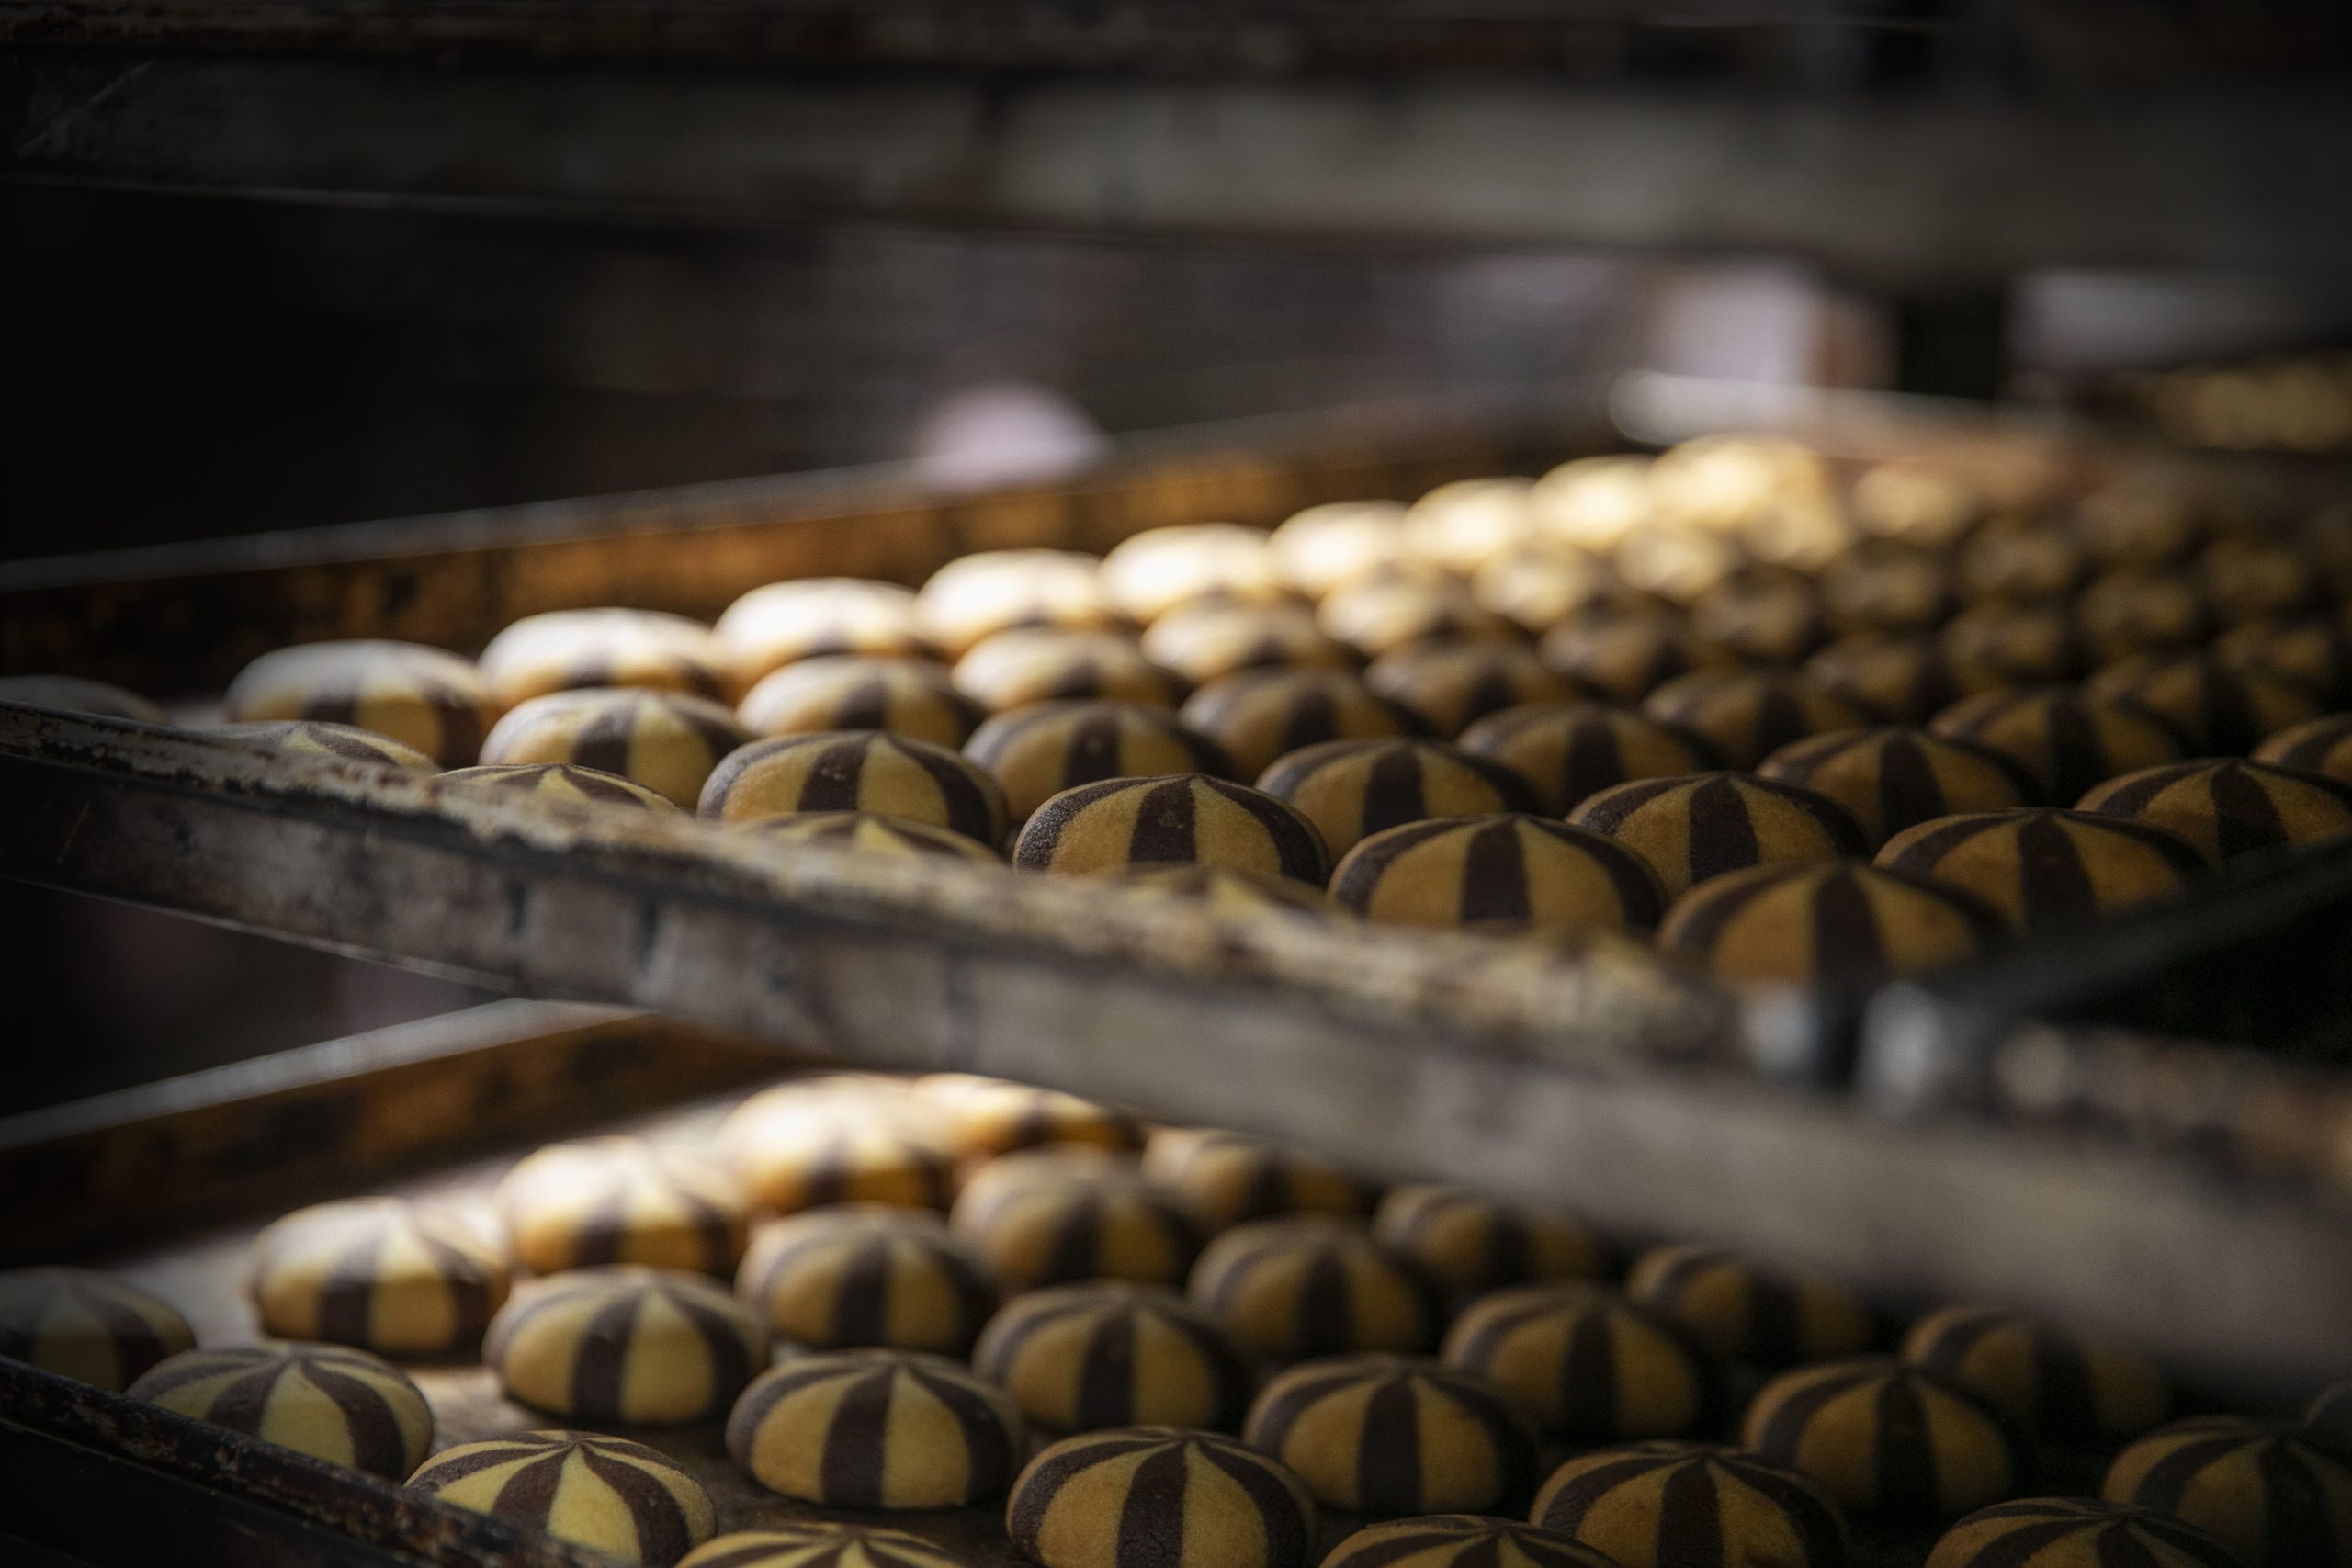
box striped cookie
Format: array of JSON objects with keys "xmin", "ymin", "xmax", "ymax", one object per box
[
  {"xmin": 1405, "ymin": 477, "xmax": 1537, "ymax": 575},
  {"xmin": 1181, "ymin": 668, "xmax": 1425, "ymax": 780},
  {"xmin": 1141, "ymin": 1127, "xmax": 1373, "ymax": 1231},
  {"xmin": 1758, "ymin": 728, "xmax": 2033, "ymax": 847},
  {"xmin": 1371, "ymin": 1185, "xmax": 1607, "ymax": 1299},
  {"xmin": 129, "ymin": 1343, "xmax": 433, "ymax": 1479},
  {"xmin": 2075, "ymin": 572, "xmax": 2209, "ymax": 662},
  {"xmin": 737, "ymin": 657, "xmax": 989, "ymax": 749},
  {"xmin": 2103, "ymin": 1418, "xmax": 2352, "ymax": 1568},
  {"xmin": 1114, "ymin": 865, "xmax": 1344, "ymax": 920},
  {"xmin": 716, "ymin": 579, "xmax": 937, "ymax": 689},
  {"xmin": 1013, "ymin": 773, "xmax": 1330, "ymax": 884},
  {"xmin": 953, "ymin": 627, "xmax": 1183, "ymax": 713},
  {"xmin": 1540, "ymin": 612, "xmax": 1733, "ymax": 705},
  {"xmin": 1531, "ymin": 455, "xmax": 1657, "ymax": 555},
  {"xmin": 1568, "ymin": 772, "xmax": 1868, "ymax": 898},
  {"xmin": 735, "ymin": 1205, "xmax": 999, "ymax": 1354},
  {"xmin": 720, "ymin": 1083, "xmax": 960, "ymax": 1213},
  {"xmin": 727, "ymin": 1348, "xmax": 1023, "ymax": 1508},
  {"xmin": 1141, "ymin": 601, "xmax": 1354, "ymax": 686},
  {"xmin": 1007, "ymin": 1427, "xmax": 1317, "ymax": 1568},
  {"xmin": 248, "ymin": 1197, "xmax": 509, "ymax": 1355},
  {"xmin": 1318, "ymin": 577, "xmax": 1521, "ymax": 660},
  {"xmin": 1690, "ymin": 570, "xmax": 1828, "ymax": 665},
  {"xmin": 2078, "ymin": 758, "xmax": 2352, "ymax": 860},
  {"xmin": 1471, "ymin": 543, "xmax": 1630, "ymax": 634},
  {"xmin": 1188, "ymin": 1217, "xmax": 1442, "ymax": 1360},
  {"xmin": 1458, "ymin": 702, "xmax": 1717, "ymax": 818},
  {"xmin": 975, "ymin": 1281, "xmax": 1254, "ymax": 1432},
  {"xmin": 2201, "ymin": 536, "xmax": 2317, "ymax": 626},
  {"xmin": 495, "ymin": 1135, "xmax": 750, "ymax": 1277},
  {"xmin": 1269, "ymin": 500, "xmax": 1411, "ymax": 600},
  {"xmin": 1928, "ymin": 685, "xmax": 2184, "ymax": 804},
  {"xmin": 1804, "ymin": 633, "xmax": 1973, "ymax": 724},
  {"xmin": 0, "ymin": 1267, "xmax": 194, "ymax": 1391},
  {"xmin": 1819, "ymin": 542, "xmax": 1953, "ymax": 634},
  {"xmin": 1331, "ymin": 815, "xmax": 1668, "ymax": 932},
  {"xmin": 698, "ymin": 730, "xmax": 1009, "ymax": 845},
  {"xmin": 913, "ymin": 1074, "xmax": 1143, "ymax": 1157},
  {"xmin": 918, "ymin": 550, "xmax": 1125, "ymax": 658},
  {"xmin": 1100, "ymin": 524, "xmax": 1288, "ymax": 625},
  {"xmin": 481, "ymin": 687, "xmax": 750, "ymax": 807},
  {"xmin": 1656, "ymin": 860, "xmax": 2008, "ymax": 987},
  {"xmin": 1242, "ymin": 1353, "xmax": 1540, "ymax": 1515},
  {"xmin": 209, "ymin": 720, "xmax": 438, "ymax": 771},
  {"xmin": 1876, "ymin": 809, "xmax": 2209, "ymax": 931},
  {"xmin": 1257, "ymin": 737, "xmax": 1534, "ymax": 860},
  {"xmin": 1624, "ymin": 1245, "xmax": 1872, "ymax": 1367},
  {"xmin": 1927, "ymin": 1498, "xmax": 2238, "ymax": 1568},
  {"xmin": 408, "ymin": 1430, "xmax": 715, "ymax": 1565},
  {"xmin": 735, "ymin": 810, "xmax": 1005, "ymax": 864},
  {"xmin": 2086, "ymin": 651, "xmax": 2322, "ymax": 754},
  {"xmin": 484, "ymin": 1266, "xmax": 769, "ymax": 1425},
  {"xmin": 224, "ymin": 639, "xmax": 502, "ymax": 764},
  {"xmin": 2213, "ymin": 615, "xmax": 2352, "ymax": 705},
  {"xmin": 2256, "ymin": 712, "xmax": 2352, "ymax": 784},
  {"xmin": 0, "ymin": 674, "xmax": 170, "ymax": 724},
  {"xmin": 477, "ymin": 608, "xmax": 729, "ymax": 708},
  {"xmin": 950, "ymin": 1150, "xmax": 1204, "ymax": 1290},
  {"xmin": 1323, "ymin": 1516, "xmax": 1620, "ymax": 1568},
  {"xmin": 1641, "ymin": 670, "xmax": 1870, "ymax": 772},
  {"xmin": 1742, "ymin": 1357, "xmax": 2029, "ymax": 1518},
  {"xmin": 1902, "ymin": 1305, "xmax": 2169, "ymax": 1440},
  {"xmin": 682, "ymin": 1526, "xmax": 970, "ymax": 1568},
  {"xmin": 1442, "ymin": 1283, "xmax": 1723, "ymax": 1441},
  {"xmin": 967, "ymin": 699, "xmax": 1235, "ymax": 822},
  {"xmin": 1939, "ymin": 604, "xmax": 2086, "ymax": 689},
  {"xmin": 1365, "ymin": 642, "xmax": 1579, "ymax": 739},
  {"xmin": 1531, "ymin": 1441, "xmax": 1849, "ymax": 1568},
  {"xmin": 437, "ymin": 761, "xmax": 680, "ymax": 811},
  {"xmin": 1956, "ymin": 514, "xmax": 2085, "ymax": 603},
  {"xmin": 1612, "ymin": 519, "xmax": 1743, "ymax": 604}
]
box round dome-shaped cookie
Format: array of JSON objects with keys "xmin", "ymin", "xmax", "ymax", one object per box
[
  {"xmin": 1612, "ymin": 518, "xmax": 1742, "ymax": 604},
  {"xmin": 1642, "ymin": 670, "xmax": 1871, "ymax": 772},
  {"xmin": 224, "ymin": 639, "xmax": 501, "ymax": 764},
  {"xmin": 1243, "ymin": 1354, "xmax": 1540, "ymax": 1515},
  {"xmin": 967, "ymin": 699, "xmax": 1235, "ymax": 822},
  {"xmin": 1878, "ymin": 809, "xmax": 2208, "ymax": 931},
  {"xmin": 951, "ymin": 1150, "xmax": 1204, "ymax": 1290},
  {"xmin": 129, "ymin": 1344, "xmax": 432, "ymax": 1479},
  {"xmin": 1532, "ymin": 1441, "xmax": 1849, "ymax": 1568},
  {"xmin": 2076, "ymin": 484, "xmax": 2203, "ymax": 569},
  {"xmin": 727, "ymin": 1348, "xmax": 1023, "ymax": 1508},
  {"xmin": 2078, "ymin": 758, "xmax": 2352, "ymax": 860},
  {"xmin": 1458, "ymin": 702, "xmax": 1717, "ymax": 818},
  {"xmin": 1939, "ymin": 604, "xmax": 2086, "ymax": 688},
  {"xmin": 1324, "ymin": 1516, "xmax": 1621, "ymax": 1568},
  {"xmin": 2201, "ymin": 537, "xmax": 2316, "ymax": 626},
  {"xmin": 1758, "ymin": 728, "xmax": 2033, "ymax": 847},
  {"xmin": 1625, "ymin": 1245, "xmax": 1871, "ymax": 1367},
  {"xmin": 1371, "ymin": 1185, "xmax": 1606, "ymax": 1298},
  {"xmin": 736, "ymin": 1205, "xmax": 998, "ymax": 1354},
  {"xmin": 1569, "ymin": 772, "xmax": 1869, "ymax": 898},
  {"xmin": 209, "ymin": 719, "xmax": 437, "ymax": 770},
  {"xmin": 1540, "ymin": 612, "xmax": 1732, "ymax": 705},
  {"xmin": 1690, "ymin": 570, "xmax": 1828, "ymax": 665},
  {"xmin": 681, "ymin": 1525, "xmax": 974, "ymax": 1568},
  {"xmin": 698, "ymin": 730, "xmax": 1009, "ymax": 843},
  {"xmin": 481, "ymin": 687, "xmax": 751, "ymax": 807},
  {"xmin": 1929, "ymin": 686, "xmax": 2184, "ymax": 804},
  {"xmin": 1532, "ymin": 454, "xmax": 1657, "ymax": 554},
  {"xmin": 2312, "ymin": 1378, "xmax": 2352, "ymax": 1434},
  {"xmin": 1142, "ymin": 601, "xmax": 1354, "ymax": 686},
  {"xmin": 1101, "ymin": 524, "xmax": 1287, "ymax": 625},
  {"xmin": 954, "ymin": 627, "xmax": 1183, "ymax": 713},
  {"xmin": 1956, "ymin": 515, "xmax": 2086, "ymax": 603},
  {"xmin": 477, "ymin": 608, "xmax": 729, "ymax": 708},
  {"xmin": 1189, "ymin": 1218, "xmax": 1442, "ymax": 1360},
  {"xmin": 1926, "ymin": 1498, "xmax": 2237, "ymax": 1568},
  {"xmin": 409, "ymin": 1430, "xmax": 715, "ymax": 1565},
  {"xmin": 1014, "ymin": 773, "xmax": 1330, "ymax": 883},
  {"xmin": 1743, "ymin": 1357, "xmax": 2028, "ymax": 1518},
  {"xmin": 2256, "ymin": 712, "xmax": 2352, "ymax": 784},
  {"xmin": 1406, "ymin": 477, "xmax": 1537, "ymax": 574},
  {"xmin": 1472, "ymin": 544, "xmax": 1629, "ymax": 634},
  {"xmin": 1849, "ymin": 456, "xmax": 1984, "ymax": 547},
  {"xmin": 1182, "ymin": 668, "xmax": 1425, "ymax": 780},
  {"xmin": 736, "ymin": 809, "xmax": 1005, "ymax": 864},
  {"xmin": 1319, "ymin": 577, "xmax": 1520, "ymax": 660},
  {"xmin": 495, "ymin": 1135, "xmax": 749, "ymax": 1277},
  {"xmin": 1902, "ymin": 1305, "xmax": 2168, "ymax": 1441},
  {"xmin": 0, "ymin": 674, "xmax": 170, "ymax": 724},
  {"xmin": 918, "ymin": 550, "xmax": 1123, "ymax": 657},
  {"xmin": 0, "ymin": 1267, "xmax": 194, "ymax": 1391},
  {"xmin": 1657, "ymin": 860, "xmax": 2007, "ymax": 987},
  {"xmin": 1114, "ymin": 864, "xmax": 1344, "ymax": 921},
  {"xmin": 1820, "ymin": 542, "xmax": 1953, "ymax": 634},
  {"xmin": 2076, "ymin": 573, "xmax": 2208, "ymax": 662},
  {"xmin": 2214, "ymin": 615, "xmax": 2352, "ymax": 705},
  {"xmin": 2086, "ymin": 652, "xmax": 2322, "ymax": 755},
  {"xmin": 720, "ymin": 1082, "xmax": 959, "ymax": 1213},
  {"xmin": 1142, "ymin": 1127, "xmax": 1372, "ymax": 1230},
  {"xmin": 717, "ymin": 579, "xmax": 935, "ymax": 689},
  {"xmin": 249, "ymin": 1197, "xmax": 508, "ymax": 1355},
  {"xmin": 485, "ymin": 1266, "xmax": 768, "ymax": 1425},
  {"xmin": 1257, "ymin": 737, "xmax": 1534, "ymax": 861},
  {"xmin": 437, "ymin": 761, "xmax": 681, "ymax": 810},
  {"xmin": 1008, "ymin": 1426, "xmax": 1317, "ymax": 1568},
  {"xmin": 2104, "ymin": 1418, "xmax": 2352, "ymax": 1568},
  {"xmin": 737, "ymin": 656, "xmax": 988, "ymax": 749},
  {"xmin": 1365, "ymin": 643, "xmax": 1577, "ymax": 739},
  {"xmin": 976, "ymin": 1281, "xmax": 1254, "ymax": 1432},
  {"xmin": 915, "ymin": 1073, "xmax": 1144, "ymax": 1156},
  {"xmin": 1331, "ymin": 814, "xmax": 1669, "ymax": 933},
  {"xmin": 1442, "ymin": 1284, "xmax": 1722, "ymax": 1440},
  {"xmin": 1804, "ymin": 634, "xmax": 1972, "ymax": 725},
  {"xmin": 1270, "ymin": 500, "xmax": 1410, "ymax": 599}
]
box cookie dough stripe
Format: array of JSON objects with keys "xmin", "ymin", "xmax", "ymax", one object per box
[
  {"xmin": 1194, "ymin": 1442, "xmax": 1312, "ymax": 1567},
  {"xmin": 2207, "ymin": 765, "xmax": 2290, "ymax": 857},
  {"xmin": 580, "ymin": 1445, "xmax": 697, "ymax": 1564}
]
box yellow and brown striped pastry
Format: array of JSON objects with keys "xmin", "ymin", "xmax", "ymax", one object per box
[
  {"xmin": 2200, "ymin": 537, "xmax": 2317, "ymax": 626},
  {"xmin": 477, "ymin": 608, "xmax": 729, "ymax": 708},
  {"xmin": 1876, "ymin": 809, "xmax": 2208, "ymax": 932},
  {"xmin": 1256, "ymin": 737, "xmax": 1534, "ymax": 862},
  {"xmin": 481, "ymin": 687, "xmax": 750, "ymax": 807},
  {"xmin": 1405, "ymin": 477, "xmax": 1538, "ymax": 575},
  {"xmin": 2086, "ymin": 651, "xmax": 2322, "ymax": 755},
  {"xmin": 1013, "ymin": 773, "xmax": 1330, "ymax": 884},
  {"xmin": 495, "ymin": 1135, "xmax": 750, "ymax": 1277},
  {"xmin": 1690, "ymin": 570, "xmax": 1828, "ymax": 665},
  {"xmin": 954, "ymin": 627, "xmax": 1184, "ymax": 714},
  {"xmin": 1926, "ymin": 1498, "xmax": 2238, "ymax": 1568},
  {"xmin": 1642, "ymin": 670, "xmax": 1870, "ymax": 772},
  {"xmin": 129, "ymin": 1343, "xmax": 432, "ymax": 1479},
  {"xmin": 727, "ymin": 1348, "xmax": 1023, "ymax": 1508},
  {"xmin": 917, "ymin": 550, "xmax": 1124, "ymax": 658},
  {"xmin": 1268, "ymin": 500, "xmax": 1412, "ymax": 599},
  {"xmin": 1625, "ymin": 1245, "xmax": 1871, "ymax": 1367},
  {"xmin": 1819, "ymin": 542, "xmax": 1953, "ymax": 635},
  {"xmin": 1365, "ymin": 642, "xmax": 1579, "ymax": 739},
  {"xmin": 408, "ymin": 1430, "xmax": 715, "ymax": 1565},
  {"xmin": 1530, "ymin": 1441, "xmax": 1849, "ymax": 1568},
  {"xmin": 1939, "ymin": 604, "xmax": 2086, "ymax": 689},
  {"xmin": 1114, "ymin": 864, "xmax": 1345, "ymax": 921},
  {"xmin": 698, "ymin": 730, "xmax": 1009, "ymax": 844},
  {"xmin": 0, "ymin": 1268, "xmax": 194, "ymax": 1391},
  {"xmin": 1324, "ymin": 1517, "xmax": 1621, "ymax": 1568},
  {"xmin": 736, "ymin": 656, "xmax": 989, "ymax": 749},
  {"xmin": 950, "ymin": 1150, "xmax": 1204, "ymax": 1290},
  {"xmin": 914, "ymin": 1073, "xmax": 1145, "ymax": 1156},
  {"xmin": 224, "ymin": 639, "xmax": 502, "ymax": 764},
  {"xmin": 1371, "ymin": 1185, "xmax": 1607, "ymax": 1299},
  {"xmin": 1141, "ymin": 1127, "xmax": 1372, "ymax": 1231},
  {"xmin": 681, "ymin": 1525, "xmax": 972, "ymax": 1568},
  {"xmin": 1929, "ymin": 685, "xmax": 2184, "ymax": 804},
  {"xmin": 734, "ymin": 1205, "xmax": 999, "ymax": 1354},
  {"xmin": 248, "ymin": 1197, "xmax": 508, "ymax": 1356},
  {"xmin": 209, "ymin": 719, "xmax": 438, "ymax": 770},
  {"xmin": 1540, "ymin": 612, "xmax": 1734, "ymax": 705},
  {"xmin": 1458, "ymin": 702, "xmax": 1719, "ymax": 818},
  {"xmin": 1242, "ymin": 1353, "xmax": 1540, "ymax": 1515},
  {"xmin": 1742, "ymin": 1357, "xmax": 2028, "ymax": 1518},
  {"xmin": 1956, "ymin": 514, "xmax": 2086, "ymax": 604},
  {"xmin": 967, "ymin": 699, "xmax": 1235, "ymax": 822},
  {"xmin": 2213, "ymin": 615, "xmax": 2352, "ymax": 705},
  {"xmin": 1100, "ymin": 524, "xmax": 1288, "ymax": 625},
  {"xmin": 2077, "ymin": 758, "xmax": 2352, "ymax": 860},
  {"xmin": 717, "ymin": 580, "xmax": 937, "ymax": 689},
  {"xmin": 1902, "ymin": 1305, "xmax": 2168, "ymax": 1440},
  {"xmin": 1007, "ymin": 1427, "xmax": 1317, "ymax": 1568},
  {"xmin": 975, "ymin": 1281, "xmax": 1253, "ymax": 1432},
  {"xmin": 1140, "ymin": 601, "xmax": 1355, "ymax": 686},
  {"xmin": 1472, "ymin": 544, "xmax": 1630, "ymax": 634},
  {"xmin": 735, "ymin": 810, "xmax": 1005, "ymax": 864},
  {"xmin": 1758, "ymin": 728, "xmax": 2034, "ymax": 847},
  {"xmin": 1331, "ymin": 814, "xmax": 1669, "ymax": 932},
  {"xmin": 720, "ymin": 1083, "xmax": 959, "ymax": 1213},
  {"xmin": 2260, "ymin": 713, "xmax": 2352, "ymax": 784},
  {"xmin": 1442, "ymin": 1284, "xmax": 1722, "ymax": 1441},
  {"xmin": 2075, "ymin": 573, "xmax": 2208, "ymax": 663},
  {"xmin": 1804, "ymin": 633, "xmax": 1973, "ymax": 725},
  {"xmin": 1188, "ymin": 1217, "xmax": 1442, "ymax": 1360},
  {"xmin": 2312, "ymin": 1377, "xmax": 2352, "ymax": 1434},
  {"xmin": 0, "ymin": 674, "xmax": 170, "ymax": 724},
  {"xmin": 437, "ymin": 761, "xmax": 681, "ymax": 811},
  {"xmin": 1318, "ymin": 577, "xmax": 1521, "ymax": 660},
  {"xmin": 485, "ymin": 1266, "xmax": 768, "ymax": 1424},
  {"xmin": 2103, "ymin": 1418, "xmax": 2352, "ymax": 1568},
  {"xmin": 1656, "ymin": 860, "xmax": 2007, "ymax": 987},
  {"xmin": 1568, "ymin": 772, "xmax": 1869, "ymax": 899},
  {"xmin": 1181, "ymin": 668, "xmax": 1426, "ymax": 781}
]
